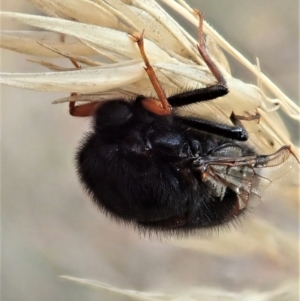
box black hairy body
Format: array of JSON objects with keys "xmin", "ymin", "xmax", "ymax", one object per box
[{"xmin": 77, "ymin": 98, "xmax": 254, "ymax": 231}]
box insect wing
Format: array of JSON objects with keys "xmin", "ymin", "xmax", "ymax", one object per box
[{"xmin": 196, "ymin": 146, "xmax": 298, "ymax": 209}]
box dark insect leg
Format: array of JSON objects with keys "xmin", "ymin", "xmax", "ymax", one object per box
[
  {"xmin": 220, "ymin": 111, "xmax": 260, "ymax": 140},
  {"xmin": 171, "ymin": 11, "xmax": 250, "ymax": 141},
  {"xmin": 129, "ymin": 31, "xmax": 172, "ymax": 115},
  {"xmin": 178, "ymin": 116, "xmax": 248, "ymax": 141},
  {"xmin": 168, "ymin": 85, "xmax": 228, "ymax": 107},
  {"xmin": 168, "ymin": 10, "xmax": 229, "ymax": 107}
]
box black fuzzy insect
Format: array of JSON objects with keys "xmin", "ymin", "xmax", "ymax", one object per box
[
  {"xmin": 71, "ymin": 11, "xmax": 294, "ymax": 234},
  {"xmin": 76, "ymin": 96, "xmax": 254, "ymax": 232}
]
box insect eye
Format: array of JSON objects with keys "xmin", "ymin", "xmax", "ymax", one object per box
[{"xmin": 94, "ymin": 101, "xmax": 133, "ymax": 130}]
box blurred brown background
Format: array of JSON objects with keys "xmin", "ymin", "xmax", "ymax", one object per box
[{"xmin": 1, "ymin": 1, "xmax": 299, "ymax": 301}]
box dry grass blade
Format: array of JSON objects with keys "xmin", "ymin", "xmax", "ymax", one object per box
[{"xmin": 60, "ymin": 275, "xmax": 299, "ymax": 301}]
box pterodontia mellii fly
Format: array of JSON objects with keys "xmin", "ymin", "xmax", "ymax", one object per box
[{"xmin": 70, "ymin": 11, "xmax": 297, "ymax": 233}]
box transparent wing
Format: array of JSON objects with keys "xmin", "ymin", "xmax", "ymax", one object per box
[{"xmin": 195, "ymin": 146, "xmax": 299, "ymax": 209}]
